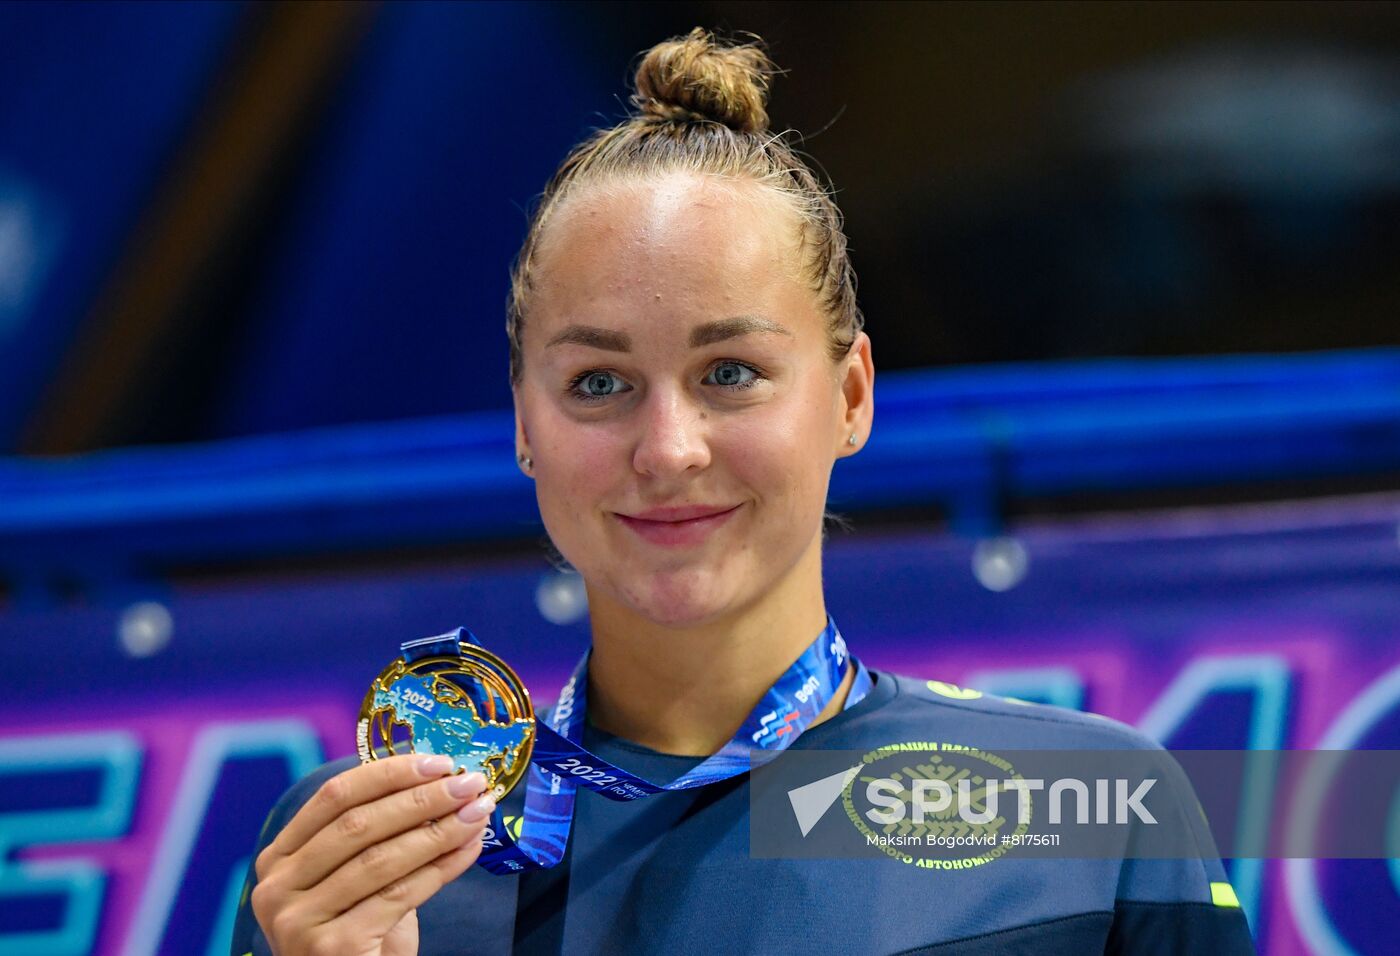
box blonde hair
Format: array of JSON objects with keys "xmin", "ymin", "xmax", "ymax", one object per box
[{"xmin": 506, "ymin": 27, "xmax": 863, "ymax": 384}]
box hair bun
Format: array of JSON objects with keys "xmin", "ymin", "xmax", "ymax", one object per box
[{"xmin": 632, "ymin": 28, "xmax": 775, "ymax": 133}]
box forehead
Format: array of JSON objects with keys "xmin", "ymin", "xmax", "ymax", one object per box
[{"xmin": 529, "ymin": 172, "xmax": 813, "ymax": 332}]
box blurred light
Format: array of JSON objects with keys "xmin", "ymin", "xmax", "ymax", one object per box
[
  {"xmin": 535, "ymin": 571, "xmax": 587, "ymax": 625},
  {"xmin": 1077, "ymin": 46, "xmax": 1400, "ymax": 197},
  {"xmin": 972, "ymin": 537, "xmax": 1029, "ymax": 592},
  {"xmin": 118, "ymin": 601, "xmax": 173, "ymax": 657},
  {"xmin": 0, "ymin": 173, "xmax": 62, "ymax": 339}
]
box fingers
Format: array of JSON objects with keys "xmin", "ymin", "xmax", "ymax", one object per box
[
  {"xmin": 302, "ymin": 793, "xmax": 496, "ymax": 923},
  {"xmin": 301, "ymin": 833, "xmax": 486, "ymax": 954},
  {"xmin": 288, "ymin": 772, "xmax": 494, "ymax": 893},
  {"xmin": 259, "ymin": 755, "xmax": 454, "ymax": 878},
  {"xmin": 250, "ymin": 783, "xmax": 498, "ymax": 951}
]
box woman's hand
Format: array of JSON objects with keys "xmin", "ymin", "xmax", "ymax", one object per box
[{"xmin": 250, "ymin": 754, "xmax": 496, "ymax": 956}]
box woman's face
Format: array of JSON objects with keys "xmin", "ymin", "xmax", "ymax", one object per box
[{"xmin": 513, "ymin": 171, "xmax": 872, "ymax": 628}]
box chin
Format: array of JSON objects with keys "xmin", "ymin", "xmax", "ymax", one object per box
[{"xmin": 617, "ymin": 568, "xmax": 741, "ymax": 629}]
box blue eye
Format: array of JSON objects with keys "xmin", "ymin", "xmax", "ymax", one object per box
[
  {"xmin": 706, "ymin": 362, "xmax": 759, "ymax": 389},
  {"xmin": 570, "ymin": 370, "xmax": 631, "ymax": 401}
]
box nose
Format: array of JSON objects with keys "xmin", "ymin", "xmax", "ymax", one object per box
[{"xmin": 631, "ymin": 386, "xmax": 711, "ymax": 479}]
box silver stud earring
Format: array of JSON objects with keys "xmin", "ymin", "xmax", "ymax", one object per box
[
  {"xmin": 847, "ymin": 434, "xmax": 857, "ymax": 446},
  {"xmin": 518, "ymin": 453, "xmax": 533, "ymax": 470}
]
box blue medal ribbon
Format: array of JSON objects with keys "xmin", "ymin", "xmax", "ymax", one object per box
[{"xmin": 454, "ymin": 615, "xmax": 872, "ymax": 874}]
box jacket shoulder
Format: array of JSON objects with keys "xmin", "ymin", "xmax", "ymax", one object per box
[{"xmin": 884, "ymin": 671, "xmax": 1164, "ymax": 750}]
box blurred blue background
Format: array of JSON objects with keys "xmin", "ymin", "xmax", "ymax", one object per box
[{"xmin": 1, "ymin": 2, "xmax": 1398, "ymax": 954}]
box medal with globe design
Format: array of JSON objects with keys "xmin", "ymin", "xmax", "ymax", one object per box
[{"xmin": 359, "ymin": 641, "xmax": 536, "ymax": 800}]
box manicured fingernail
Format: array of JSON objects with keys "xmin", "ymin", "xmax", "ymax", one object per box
[
  {"xmin": 457, "ymin": 793, "xmax": 496, "ymax": 823},
  {"xmin": 417, "ymin": 755, "xmax": 453, "ymax": 776},
  {"xmin": 446, "ymin": 771, "xmax": 487, "ymax": 798}
]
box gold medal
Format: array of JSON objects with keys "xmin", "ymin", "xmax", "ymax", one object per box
[{"xmin": 358, "ymin": 640, "xmax": 536, "ymax": 800}]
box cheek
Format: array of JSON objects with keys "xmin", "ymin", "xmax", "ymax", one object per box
[
  {"xmin": 532, "ymin": 413, "xmax": 623, "ymax": 522},
  {"xmin": 528, "ymin": 406, "xmax": 655, "ymax": 580},
  {"xmin": 718, "ymin": 391, "xmax": 834, "ymax": 517},
  {"xmin": 541, "ymin": 424, "xmax": 616, "ymax": 483}
]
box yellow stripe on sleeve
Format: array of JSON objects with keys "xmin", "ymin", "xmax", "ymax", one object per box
[{"xmin": 1210, "ymin": 881, "xmax": 1241, "ymax": 908}]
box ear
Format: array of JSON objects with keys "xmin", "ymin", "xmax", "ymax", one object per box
[
  {"xmin": 513, "ymin": 387, "xmax": 533, "ymax": 476},
  {"xmin": 836, "ymin": 331, "xmax": 874, "ymax": 456}
]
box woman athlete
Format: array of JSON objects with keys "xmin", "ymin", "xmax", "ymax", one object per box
[{"xmin": 233, "ymin": 28, "xmax": 1255, "ymax": 956}]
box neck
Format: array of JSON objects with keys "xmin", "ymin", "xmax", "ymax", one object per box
[{"xmin": 583, "ymin": 538, "xmax": 851, "ymax": 756}]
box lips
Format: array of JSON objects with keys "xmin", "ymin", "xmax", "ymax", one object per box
[{"xmin": 615, "ymin": 503, "xmax": 742, "ymax": 547}]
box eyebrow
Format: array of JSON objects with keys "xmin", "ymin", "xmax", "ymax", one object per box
[
  {"xmin": 545, "ymin": 316, "xmax": 793, "ymax": 352},
  {"xmin": 546, "ymin": 325, "xmax": 630, "ymax": 351},
  {"xmin": 689, "ymin": 315, "xmax": 793, "ymax": 347}
]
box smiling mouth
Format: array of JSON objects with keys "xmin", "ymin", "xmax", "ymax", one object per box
[{"xmin": 614, "ymin": 504, "xmax": 743, "ymax": 547}]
